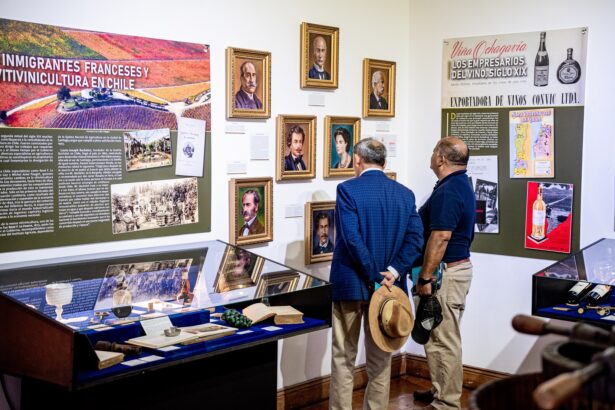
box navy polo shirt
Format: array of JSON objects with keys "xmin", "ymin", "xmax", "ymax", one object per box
[{"xmin": 418, "ymin": 170, "xmax": 475, "ymax": 263}]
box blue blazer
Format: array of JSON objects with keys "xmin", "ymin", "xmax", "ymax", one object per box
[{"xmin": 330, "ymin": 170, "xmax": 423, "ymax": 301}]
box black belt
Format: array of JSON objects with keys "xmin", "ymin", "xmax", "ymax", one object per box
[{"xmin": 444, "ymin": 258, "xmax": 470, "ymax": 268}]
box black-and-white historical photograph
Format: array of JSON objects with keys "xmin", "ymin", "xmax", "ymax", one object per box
[
  {"xmin": 124, "ymin": 128, "xmax": 173, "ymax": 171},
  {"xmin": 540, "ymin": 182, "xmax": 574, "ymax": 236},
  {"xmin": 94, "ymin": 259, "xmax": 192, "ymax": 310},
  {"xmin": 111, "ymin": 177, "xmax": 198, "ymax": 234},
  {"xmin": 474, "ymin": 179, "xmax": 499, "ymax": 233}
]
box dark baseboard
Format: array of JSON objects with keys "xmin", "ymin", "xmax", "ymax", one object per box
[
  {"xmin": 404, "ymin": 354, "xmax": 510, "ymax": 390},
  {"xmin": 276, "ymin": 354, "xmax": 403, "ymax": 409},
  {"xmin": 276, "ymin": 353, "xmax": 510, "ymax": 409}
]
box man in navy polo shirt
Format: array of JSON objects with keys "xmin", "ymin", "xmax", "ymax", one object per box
[{"xmin": 412, "ymin": 136, "xmax": 475, "ymax": 410}]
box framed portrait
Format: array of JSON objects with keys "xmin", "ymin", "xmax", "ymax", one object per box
[
  {"xmin": 324, "ymin": 116, "xmax": 360, "ymax": 178},
  {"xmin": 303, "ymin": 275, "xmax": 326, "ymax": 289},
  {"xmin": 362, "ymin": 59, "xmax": 396, "ymax": 118},
  {"xmin": 300, "ymin": 22, "xmax": 339, "ymax": 89},
  {"xmin": 276, "ymin": 115, "xmax": 316, "ymax": 181},
  {"xmin": 229, "ymin": 177, "xmax": 273, "ymax": 246},
  {"xmin": 226, "ymin": 47, "xmax": 271, "ymax": 119},
  {"xmin": 255, "ymin": 271, "xmax": 300, "ymax": 298},
  {"xmin": 213, "ymin": 245, "xmax": 264, "ymax": 293},
  {"xmin": 385, "ymin": 171, "xmax": 397, "ymax": 180},
  {"xmin": 304, "ymin": 201, "xmax": 336, "ymax": 264}
]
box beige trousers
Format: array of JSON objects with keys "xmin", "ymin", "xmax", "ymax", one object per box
[
  {"xmin": 329, "ymin": 301, "xmax": 392, "ymax": 410},
  {"xmin": 425, "ymin": 261, "xmax": 473, "ymax": 410}
]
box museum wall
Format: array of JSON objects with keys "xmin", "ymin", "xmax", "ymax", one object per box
[
  {"xmin": 2, "ymin": 0, "xmax": 615, "ymax": 393},
  {"xmin": 406, "ymin": 0, "xmax": 615, "ymax": 374},
  {"xmin": 1, "ymin": 0, "xmax": 412, "ymax": 389}
]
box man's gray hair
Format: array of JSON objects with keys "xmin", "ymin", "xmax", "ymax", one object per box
[
  {"xmin": 239, "ymin": 61, "xmax": 255, "ymax": 77},
  {"xmin": 371, "ymin": 70, "xmax": 383, "ymax": 86},
  {"xmin": 354, "ymin": 138, "xmax": 386, "ymax": 166}
]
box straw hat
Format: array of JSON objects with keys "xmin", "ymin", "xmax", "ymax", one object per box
[{"xmin": 368, "ymin": 285, "xmax": 414, "ymax": 353}]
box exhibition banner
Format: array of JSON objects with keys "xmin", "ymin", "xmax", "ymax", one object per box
[
  {"xmin": 441, "ymin": 27, "xmax": 585, "ymax": 259},
  {"xmin": 0, "ymin": 19, "xmax": 212, "ymax": 253},
  {"xmin": 0, "ymin": 18, "xmax": 210, "ymax": 130},
  {"xmin": 442, "ymin": 28, "xmax": 587, "ymax": 109}
]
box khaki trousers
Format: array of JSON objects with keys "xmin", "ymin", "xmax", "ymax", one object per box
[
  {"xmin": 425, "ymin": 261, "xmax": 473, "ymax": 410},
  {"xmin": 330, "ymin": 301, "xmax": 392, "ymax": 410}
]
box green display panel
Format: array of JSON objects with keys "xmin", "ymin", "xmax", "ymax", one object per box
[
  {"xmin": 0, "ymin": 18, "xmax": 213, "ymax": 253},
  {"xmin": 0, "ymin": 127, "xmax": 211, "ymax": 252},
  {"xmin": 441, "ymin": 106, "xmax": 583, "ymax": 260}
]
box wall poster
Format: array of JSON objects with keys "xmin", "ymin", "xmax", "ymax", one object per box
[
  {"xmin": 525, "ymin": 181, "xmax": 573, "ymax": 253},
  {"xmin": 467, "ymin": 155, "xmax": 499, "ymax": 233},
  {"xmin": 441, "ymin": 27, "xmax": 586, "ymax": 259},
  {"xmin": 509, "ymin": 108, "xmax": 554, "ymax": 178},
  {"xmin": 0, "ymin": 18, "xmax": 212, "ymax": 253}
]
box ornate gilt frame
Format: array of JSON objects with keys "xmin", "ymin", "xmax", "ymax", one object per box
[
  {"xmin": 304, "ymin": 200, "xmax": 336, "ymax": 264},
  {"xmin": 226, "ymin": 47, "xmax": 271, "ymax": 119},
  {"xmin": 324, "ymin": 116, "xmax": 361, "ymax": 178},
  {"xmin": 276, "ymin": 114, "xmax": 317, "ymax": 181},
  {"xmin": 362, "ymin": 58, "xmax": 396, "ymax": 118},
  {"xmin": 300, "ymin": 22, "xmax": 339, "ymax": 89},
  {"xmin": 229, "ymin": 177, "xmax": 273, "ymax": 246}
]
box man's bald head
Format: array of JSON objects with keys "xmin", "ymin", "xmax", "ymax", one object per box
[{"xmin": 435, "ymin": 136, "xmax": 470, "ymax": 166}]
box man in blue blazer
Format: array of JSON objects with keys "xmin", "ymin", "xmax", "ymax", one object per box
[{"xmin": 329, "ymin": 138, "xmax": 423, "ymax": 410}]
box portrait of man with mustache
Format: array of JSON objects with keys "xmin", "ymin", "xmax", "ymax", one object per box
[
  {"xmin": 235, "ymin": 60, "xmax": 263, "ymax": 110},
  {"xmin": 239, "ymin": 189, "xmax": 265, "ymax": 236}
]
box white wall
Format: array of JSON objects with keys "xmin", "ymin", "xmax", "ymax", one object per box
[
  {"xmin": 407, "ymin": 0, "xmax": 615, "ymax": 373},
  {"xmin": 0, "ymin": 0, "xmax": 410, "ymax": 389},
  {"xmin": 2, "ymin": 0, "xmax": 615, "ymax": 392}
]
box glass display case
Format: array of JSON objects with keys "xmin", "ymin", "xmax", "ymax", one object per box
[
  {"xmin": 532, "ymin": 238, "xmax": 615, "ymax": 327},
  {"xmin": 0, "ymin": 240, "xmax": 331, "ymax": 408}
]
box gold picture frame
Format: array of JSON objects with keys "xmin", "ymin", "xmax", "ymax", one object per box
[
  {"xmin": 226, "ymin": 47, "xmax": 271, "ymax": 119},
  {"xmin": 213, "ymin": 245, "xmax": 264, "ymax": 293},
  {"xmin": 363, "ymin": 58, "xmax": 396, "ymax": 118},
  {"xmin": 305, "ymin": 201, "xmax": 336, "ymax": 264},
  {"xmin": 385, "ymin": 171, "xmax": 397, "ymax": 180},
  {"xmin": 324, "ymin": 116, "xmax": 360, "ymax": 178},
  {"xmin": 303, "ymin": 275, "xmax": 326, "ymax": 289},
  {"xmin": 229, "ymin": 177, "xmax": 273, "ymax": 246},
  {"xmin": 300, "ymin": 22, "xmax": 339, "ymax": 89},
  {"xmin": 276, "ymin": 114, "xmax": 317, "ymax": 181},
  {"xmin": 255, "ymin": 271, "xmax": 300, "ymax": 298}
]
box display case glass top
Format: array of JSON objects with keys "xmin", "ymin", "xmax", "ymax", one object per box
[
  {"xmin": 535, "ymin": 238, "xmax": 615, "ymax": 284},
  {"xmin": 0, "ymin": 241, "xmax": 331, "ymax": 390},
  {"xmin": 532, "ymin": 238, "xmax": 615, "ymax": 327},
  {"xmin": 0, "ymin": 240, "xmax": 327, "ymax": 332}
]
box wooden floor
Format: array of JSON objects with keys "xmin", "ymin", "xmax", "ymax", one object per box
[{"xmin": 297, "ymin": 375, "xmax": 472, "ymax": 410}]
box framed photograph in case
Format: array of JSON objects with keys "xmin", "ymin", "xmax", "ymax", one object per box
[
  {"xmin": 255, "ymin": 271, "xmax": 300, "ymax": 298},
  {"xmin": 213, "ymin": 245, "xmax": 264, "ymax": 293}
]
